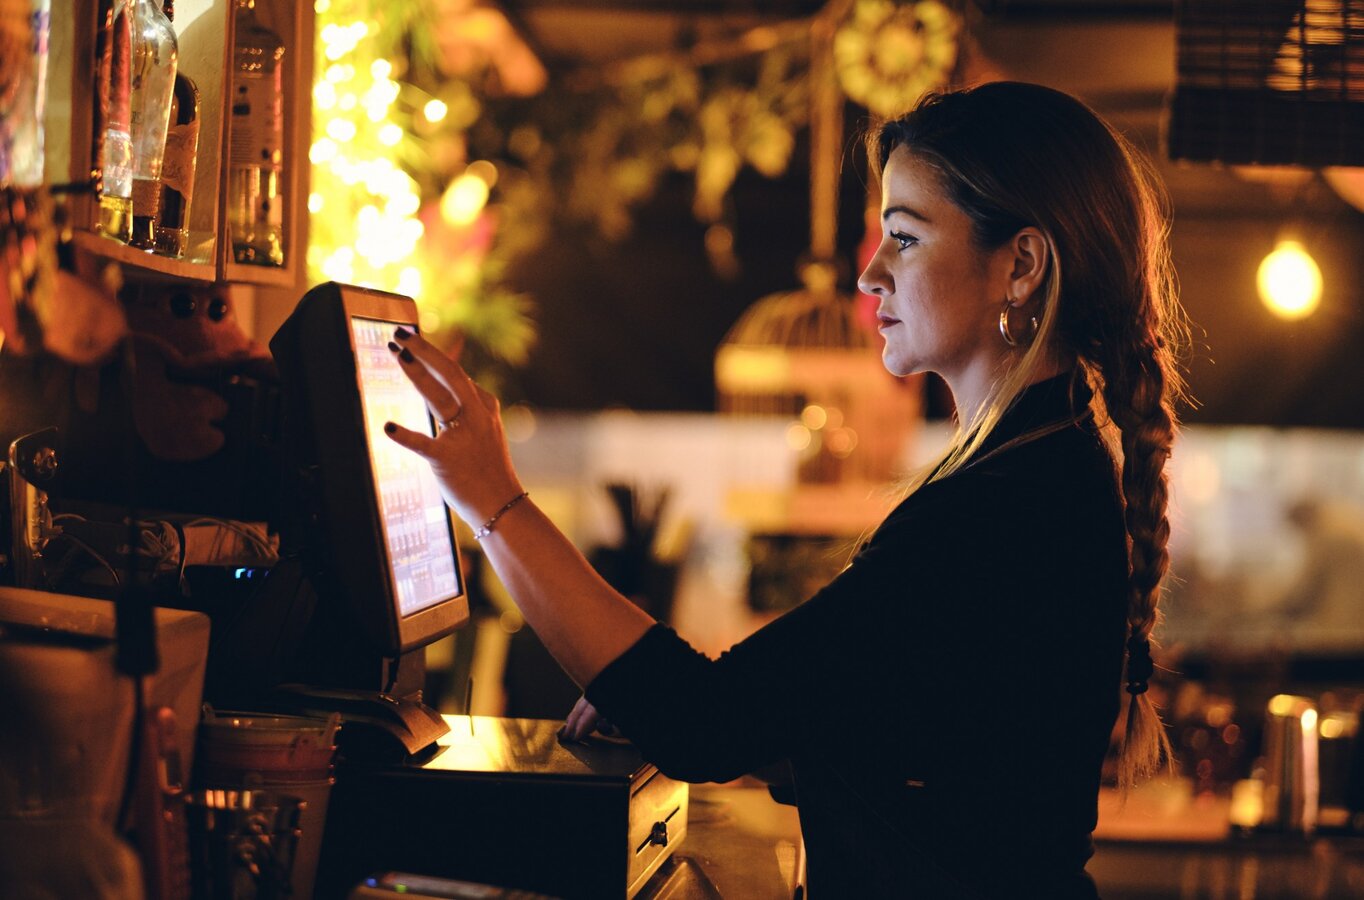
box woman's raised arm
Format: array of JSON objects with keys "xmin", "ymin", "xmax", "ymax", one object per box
[{"xmin": 382, "ymin": 327, "xmax": 655, "ymax": 687}]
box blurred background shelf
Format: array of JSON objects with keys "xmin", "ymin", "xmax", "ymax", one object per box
[{"xmin": 71, "ymin": 231, "xmax": 215, "ymax": 282}]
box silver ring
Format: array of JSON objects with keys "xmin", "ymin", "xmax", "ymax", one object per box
[{"xmin": 440, "ymin": 408, "xmax": 463, "ymax": 430}]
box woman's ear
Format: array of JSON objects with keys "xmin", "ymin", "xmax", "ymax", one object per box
[{"xmin": 1007, "ymin": 227, "xmax": 1050, "ymax": 307}]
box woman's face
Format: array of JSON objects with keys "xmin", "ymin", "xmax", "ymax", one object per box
[{"xmin": 857, "ymin": 146, "xmax": 1013, "ymax": 381}]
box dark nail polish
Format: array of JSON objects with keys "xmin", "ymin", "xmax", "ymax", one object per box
[
  {"xmin": 399, "ymin": 347, "xmax": 414, "ymax": 363},
  {"xmin": 394, "ymin": 326, "xmax": 412, "ymax": 341},
  {"xmin": 387, "ymin": 341, "xmax": 401, "ymax": 353},
  {"xmin": 384, "ymin": 422, "xmax": 396, "ymax": 434}
]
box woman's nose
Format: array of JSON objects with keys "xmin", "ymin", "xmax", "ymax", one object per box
[{"xmin": 857, "ymin": 258, "xmax": 888, "ymax": 296}]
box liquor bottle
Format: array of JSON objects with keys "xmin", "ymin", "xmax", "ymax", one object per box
[
  {"xmin": 228, "ymin": 0, "xmax": 285, "ymax": 267},
  {"xmin": 127, "ymin": 0, "xmax": 178, "ymax": 250},
  {"xmin": 98, "ymin": 0, "xmax": 134, "ymax": 242},
  {"xmin": 154, "ymin": 0, "xmax": 198, "ymax": 258}
]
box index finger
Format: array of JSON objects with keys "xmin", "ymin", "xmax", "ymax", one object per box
[{"xmin": 395, "ymin": 326, "xmax": 477, "ymax": 408}]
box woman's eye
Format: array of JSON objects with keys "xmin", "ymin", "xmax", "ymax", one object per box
[{"xmin": 891, "ymin": 232, "xmax": 918, "ymax": 251}]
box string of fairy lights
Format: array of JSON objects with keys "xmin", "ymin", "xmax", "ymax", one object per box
[{"xmin": 308, "ymin": 0, "xmax": 493, "ymax": 335}]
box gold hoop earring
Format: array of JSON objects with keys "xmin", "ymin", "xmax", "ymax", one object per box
[{"xmin": 999, "ymin": 298, "xmax": 1038, "ymax": 348}]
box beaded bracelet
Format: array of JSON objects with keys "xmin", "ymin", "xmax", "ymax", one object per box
[{"xmin": 473, "ymin": 491, "xmax": 529, "ymax": 541}]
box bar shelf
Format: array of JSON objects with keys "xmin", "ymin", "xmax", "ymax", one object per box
[{"xmin": 46, "ymin": 0, "xmax": 312, "ymax": 288}]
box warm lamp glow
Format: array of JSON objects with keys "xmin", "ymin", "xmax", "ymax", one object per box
[
  {"xmin": 1228, "ymin": 779, "xmax": 1263, "ymax": 829},
  {"xmin": 1257, "ymin": 239, "xmax": 1322, "ymax": 320},
  {"xmin": 440, "ymin": 174, "xmax": 490, "ymax": 226},
  {"xmin": 713, "ymin": 346, "xmax": 791, "ymax": 392}
]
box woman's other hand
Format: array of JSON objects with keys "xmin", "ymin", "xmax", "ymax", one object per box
[
  {"xmin": 382, "ymin": 327, "xmax": 524, "ymax": 528},
  {"xmin": 560, "ymin": 695, "xmax": 620, "ymax": 743}
]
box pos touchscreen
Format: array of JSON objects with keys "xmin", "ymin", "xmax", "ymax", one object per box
[
  {"xmin": 271, "ymin": 282, "xmax": 468, "ymax": 657},
  {"xmin": 350, "ymin": 315, "xmax": 460, "ymax": 618}
]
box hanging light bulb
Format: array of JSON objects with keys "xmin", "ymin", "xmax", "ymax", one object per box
[{"xmin": 1257, "ymin": 239, "xmax": 1322, "ymax": 320}]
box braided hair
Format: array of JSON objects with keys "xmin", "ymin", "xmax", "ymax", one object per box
[{"xmin": 869, "ymin": 82, "xmax": 1188, "ymax": 788}]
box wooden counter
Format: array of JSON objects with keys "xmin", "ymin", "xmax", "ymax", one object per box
[
  {"xmin": 1090, "ymin": 783, "xmax": 1364, "ymax": 899},
  {"xmin": 644, "ymin": 781, "xmax": 1364, "ymax": 899}
]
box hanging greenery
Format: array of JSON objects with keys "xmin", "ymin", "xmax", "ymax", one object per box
[
  {"xmin": 834, "ymin": 0, "xmax": 960, "ymax": 118},
  {"xmin": 310, "ymin": 0, "xmax": 536, "ymax": 378},
  {"xmin": 309, "ymin": 0, "xmax": 961, "ymax": 379}
]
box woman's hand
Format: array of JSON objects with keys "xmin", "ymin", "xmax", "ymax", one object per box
[
  {"xmin": 385, "ymin": 327, "xmax": 655, "ymax": 690},
  {"xmin": 382, "ymin": 327, "xmax": 524, "ymax": 528},
  {"xmin": 560, "ymin": 695, "xmax": 620, "ymax": 743}
]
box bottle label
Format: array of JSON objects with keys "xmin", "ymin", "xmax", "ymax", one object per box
[
  {"xmin": 230, "ymin": 72, "xmax": 283, "ymax": 170},
  {"xmin": 161, "ymin": 119, "xmax": 200, "ymax": 200},
  {"xmin": 103, "ymin": 129, "xmax": 133, "ymax": 197}
]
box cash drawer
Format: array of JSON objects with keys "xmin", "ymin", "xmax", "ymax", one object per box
[
  {"xmin": 318, "ymin": 716, "xmax": 689, "ymax": 899},
  {"xmin": 628, "ymin": 768, "xmax": 689, "ymax": 894}
]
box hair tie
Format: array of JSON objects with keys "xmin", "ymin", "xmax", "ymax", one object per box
[{"xmin": 1125, "ymin": 633, "xmax": 1154, "ymax": 695}]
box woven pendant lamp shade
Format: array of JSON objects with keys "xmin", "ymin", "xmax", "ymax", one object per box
[{"xmin": 1168, "ymin": 0, "xmax": 1364, "ymax": 166}]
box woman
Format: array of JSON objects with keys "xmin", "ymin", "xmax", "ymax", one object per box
[{"xmin": 385, "ymin": 81, "xmax": 1186, "ymax": 898}]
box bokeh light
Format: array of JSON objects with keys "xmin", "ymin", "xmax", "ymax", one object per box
[
  {"xmin": 440, "ymin": 173, "xmax": 491, "ymax": 227},
  {"xmin": 1257, "ymin": 239, "xmax": 1323, "ymax": 320},
  {"xmin": 310, "ymin": 1, "xmax": 429, "ymax": 302},
  {"xmin": 424, "ymin": 98, "xmax": 448, "ymax": 122}
]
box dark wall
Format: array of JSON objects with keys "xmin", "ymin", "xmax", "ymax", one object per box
[{"xmin": 504, "ymin": 132, "xmax": 873, "ymax": 411}]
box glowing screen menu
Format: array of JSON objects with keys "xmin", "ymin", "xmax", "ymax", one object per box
[{"xmin": 351, "ymin": 316, "xmax": 461, "ymax": 617}]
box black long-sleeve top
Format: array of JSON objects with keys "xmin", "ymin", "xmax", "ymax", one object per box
[{"xmin": 586, "ymin": 373, "xmax": 1130, "ymax": 898}]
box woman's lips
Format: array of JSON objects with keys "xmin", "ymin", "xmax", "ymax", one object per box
[{"xmin": 877, "ymin": 315, "xmax": 901, "ymax": 329}]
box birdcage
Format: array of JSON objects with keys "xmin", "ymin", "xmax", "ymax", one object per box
[
  {"xmin": 716, "ymin": 270, "xmax": 921, "ymax": 535},
  {"xmin": 718, "ymin": 264, "xmax": 918, "ymax": 463}
]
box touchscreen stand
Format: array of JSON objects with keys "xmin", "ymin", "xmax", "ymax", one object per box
[{"xmin": 268, "ymin": 682, "xmax": 449, "ymax": 760}]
